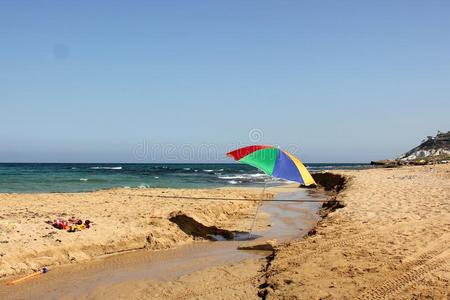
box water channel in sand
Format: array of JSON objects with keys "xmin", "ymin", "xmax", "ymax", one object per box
[{"xmin": 2, "ymin": 188, "xmax": 327, "ymax": 300}]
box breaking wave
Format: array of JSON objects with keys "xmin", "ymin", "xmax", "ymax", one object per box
[
  {"xmin": 218, "ymin": 173, "xmax": 286, "ymax": 185},
  {"xmin": 90, "ymin": 166, "xmax": 123, "ymax": 170}
]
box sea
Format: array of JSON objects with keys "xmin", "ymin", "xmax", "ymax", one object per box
[{"xmin": 0, "ymin": 163, "xmax": 370, "ymax": 193}]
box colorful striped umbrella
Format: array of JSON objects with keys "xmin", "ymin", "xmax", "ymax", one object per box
[{"xmin": 227, "ymin": 145, "xmax": 316, "ymax": 186}]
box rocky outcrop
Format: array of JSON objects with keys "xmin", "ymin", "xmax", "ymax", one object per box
[
  {"xmin": 370, "ymin": 160, "xmax": 399, "ymax": 167},
  {"xmin": 369, "ymin": 131, "xmax": 449, "ymax": 167},
  {"xmin": 399, "ymin": 131, "xmax": 450, "ymax": 162}
]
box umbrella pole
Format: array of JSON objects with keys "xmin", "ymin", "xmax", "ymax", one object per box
[{"xmin": 247, "ymin": 182, "xmax": 267, "ymax": 240}]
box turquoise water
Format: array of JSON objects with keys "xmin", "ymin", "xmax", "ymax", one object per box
[{"xmin": 0, "ymin": 163, "xmax": 370, "ymax": 193}]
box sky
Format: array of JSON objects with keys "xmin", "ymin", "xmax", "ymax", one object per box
[{"xmin": 1, "ymin": 1, "xmax": 449, "ymax": 163}]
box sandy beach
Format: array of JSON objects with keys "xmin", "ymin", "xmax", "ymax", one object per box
[
  {"xmin": 1, "ymin": 165, "xmax": 449, "ymax": 299},
  {"xmin": 0, "ymin": 188, "xmax": 272, "ymax": 279},
  {"xmin": 64, "ymin": 164, "xmax": 449, "ymax": 300},
  {"xmin": 263, "ymin": 164, "xmax": 450, "ymax": 299}
]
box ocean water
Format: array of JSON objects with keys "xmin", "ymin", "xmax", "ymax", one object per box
[{"xmin": 0, "ymin": 163, "xmax": 370, "ymax": 193}]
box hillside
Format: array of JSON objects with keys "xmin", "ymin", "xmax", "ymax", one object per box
[
  {"xmin": 371, "ymin": 131, "xmax": 450, "ymax": 166},
  {"xmin": 399, "ymin": 131, "xmax": 450, "ymax": 162}
]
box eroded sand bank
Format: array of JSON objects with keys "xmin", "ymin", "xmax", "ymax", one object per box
[
  {"xmin": 71, "ymin": 165, "xmax": 449, "ymax": 300},
  {"xmin": 2, "ymin": 165, "xmax": 449, "ymax": 299},
  {"xmin": 0, "ymin": 188, "xmax": 271, "ymax": 278},
  {"xmin": 1, "ymin": 187, "xmax": 324, "ymax": 300},
  {"xmin": 263, "ymin": 164, "xmax": 450, "ymax": 299}
]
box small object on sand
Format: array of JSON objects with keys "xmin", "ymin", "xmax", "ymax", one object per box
[
  {"xmin": 237, "ymin": 239, "xmax": 277, "ymax": 251},
  {"xmin": 67, "ymin": 220, "xmax": 91, "ymax": 232},
  {"xmin": 53, "ymin": 218, "xmax": 69, "ymax": 230},
  {"xmin": 52, "ymin": 218, "xmax": 92, "ymax": 232},
  {"xmin": 7, "ymin": 267, "xmax": 48, "ymax": 286}
]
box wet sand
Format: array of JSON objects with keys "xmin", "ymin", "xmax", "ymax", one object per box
[{"xmin": 1, "ymin": 187, "xmax": 325, "ymax": 300}]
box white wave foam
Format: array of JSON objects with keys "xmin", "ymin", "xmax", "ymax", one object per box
[
  {"xmin": 218, "ymin": 172, "xmax": 288, "ymax": 184},
  {"xmin": 228, "ymin": 180, "xmax": 239, "ymax": 184},
  {"xmin": 138, "ymin": 184, "xmax": 150, "ymax": 189},
  {"xmin": 183, "ymin": 168, "xmax": 191, "ymax": 170},
  {"xmin": 219, "ymin": 174, "xmax": 267, "ymax": 180},
  {"xmin": 79, "ymin": 178, "xmax": 88, "ymax": 181},
  {"xmin": 154, "ymin": 176, "xmax": 159, "ymax": 179},
  {"xmin": 91, "ymin": 166, "xmax": 122, "ymax": 170},
  {"xmin": 203, "ymin": 169, "xmax": 214, "ymax": 172},
  {"xmin": 219, "ymin": 175, "xmax": 246, "ymax": 180},
  {"xmin": 249, "ymin": 173, "xmax": 267, "ymax": 178}
]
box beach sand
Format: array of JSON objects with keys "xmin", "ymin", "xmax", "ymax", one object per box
[
  {"xmin": 2, "ymin": 165, "xmax": 449, "ymax": 299},
  {"xmin": 262, "ymin": 164, "xmax": 450, "ymax": 299},
  {"xmin": 0, "ymin": 188, "xmax": 271, "ymax": 279},
  {"xmin": 77, "ymin": 165, "xmax": 449, "ymax": 299}
]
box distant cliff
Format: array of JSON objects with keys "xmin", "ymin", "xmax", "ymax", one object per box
[
  {"xmin": 371, "ymin": 131, "xmax": 450, "ymax": 166},
  {"xmin": 399, "ymin": 131, "xmax": 450, "ymax": 162}
]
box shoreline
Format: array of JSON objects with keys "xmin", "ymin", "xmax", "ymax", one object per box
[
  {"xmin": 2, "ymin": 165, "xmax": 446, "ymax": 299},
  {"xmin": 0, "ymin": 162, "xmax": 372, "ymax": 194},
  {"xmin": 38, "ymin": 164, "xmax": 447, "ymax": 300}
]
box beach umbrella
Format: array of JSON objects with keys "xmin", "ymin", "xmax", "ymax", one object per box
[
  {"xmin": 227, "ymin": 145, "xmax": 316, "ymax": 186},
  {"xmin": 227, "ymin": 145, "xmax": 316, "ymax": 239}
]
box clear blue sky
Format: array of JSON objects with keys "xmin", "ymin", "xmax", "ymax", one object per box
[{"xmin": 1, "ymin": 1, "xmax": 449, "ymax": 163}]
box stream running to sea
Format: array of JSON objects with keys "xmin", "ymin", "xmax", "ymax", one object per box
[{"xmin": 1, "ymin": 188, "xmax": 327, "ymax": 300}]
